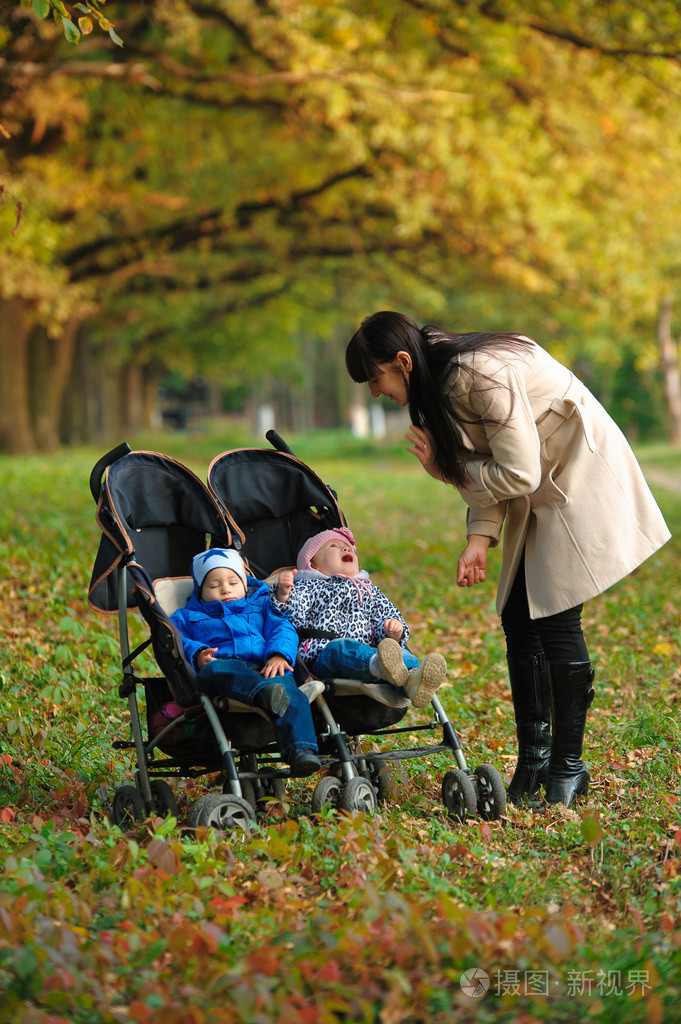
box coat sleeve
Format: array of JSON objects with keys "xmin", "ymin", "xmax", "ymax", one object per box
[
  {"xmin": 370, "ymin": 586, "xmax": 410, "ymax": 646},
  {"xmin": 169, "ymin": 608, "xmax": 206, "ymax": 667},
  {"xmin": 465, "ymin": 502, "xmax": 506, "ymax": 545},
  {"xmin": 262, "ymin": 601, "xmax": 300, "ymax": 664},
  {"xmin": 270, "ymin": 581, "xmax": 316, "ymax": 630},
  {"xmin": 451, "ymin": 360, "xmax": 542, "ymax": 509}
]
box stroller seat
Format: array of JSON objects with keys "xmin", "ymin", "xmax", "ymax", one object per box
[
  {"xmin": 262, "ymin": 569, "xmax": 410, "ymax": 710},
  {"xmin": 150, "ymin": 575, "xmax": 268, "ymax": 718},
  {"xmin": 152, "ymin": 573, "xmax": 324, "ymax": 717},
  {"xmin": 318, "ymin": 678, "xmax": 410, "ymax": 708}
]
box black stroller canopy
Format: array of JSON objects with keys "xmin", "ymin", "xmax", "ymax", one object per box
[
  {"xmin": 89, "ymin": 450, "xmax": 240, "ymax": 612},
  {"xmin": 208, "ymin": 448, "xmax": 346, "ymax": 579}
]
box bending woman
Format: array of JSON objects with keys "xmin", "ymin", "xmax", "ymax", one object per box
[{"xmin": 346, "ymin": 310, "xmax": 670, "ymax": 807}]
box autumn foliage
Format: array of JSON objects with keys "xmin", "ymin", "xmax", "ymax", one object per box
[
  {"xmin": 2, "ymin": 1, "xmax": 681, "ymax": 451},
  {"xmin": 0, "ymin": 434, "xmax": 680, "ymax": 1021}
]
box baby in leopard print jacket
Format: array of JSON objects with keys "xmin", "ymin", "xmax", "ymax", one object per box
[{"xmin": 270, "ymin": 527, "xmax": 446, "ymax": 708}]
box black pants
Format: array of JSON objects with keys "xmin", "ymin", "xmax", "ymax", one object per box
[{"xmin": 500, "ymin": 556, "xmax": 589, "ymax": 662}]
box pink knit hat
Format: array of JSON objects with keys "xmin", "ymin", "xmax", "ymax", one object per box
[{"xmin": 297, "ymin": 527, "xmax": 356, "ymax": 571}]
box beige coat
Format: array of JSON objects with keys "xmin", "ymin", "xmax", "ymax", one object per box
[{"xmin": 445, "ymin": 341, "xmax": 671, "ymax": 618}]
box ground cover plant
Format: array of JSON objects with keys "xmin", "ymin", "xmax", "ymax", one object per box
[{"xmin": 1, "ymin": 428, "xmax": 680, "ymax": 1023}]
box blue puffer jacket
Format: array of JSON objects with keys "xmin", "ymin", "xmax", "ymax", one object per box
[{"xmin": 170, "ymin": 576, "xmax": 299, "ymax": 670}]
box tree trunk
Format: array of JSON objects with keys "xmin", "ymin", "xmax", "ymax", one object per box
[
  {"xmin": 60, "ymin": 326, "xmax": 93, "ymax": 444},
  {"xmin": 348, "ymin": 380, "xmax": 370, "ymax": 437},
  {"xmin": 0, "ymin": 296, "xmax": 36, "ymax": 453},
  {"xmin": 30, "ymin": 319, "xmax": 80, "ymax": 452},
  {"xmin": 118, "ymin": 363, "xmax": 144, "ymax": 437},
  {"xmin": 142, "ymin": 364, "xmax": 163, "ymax": 430},
  {"xmin": 657, "ymin": 297, "xmax": 681, "ymax": 445}
]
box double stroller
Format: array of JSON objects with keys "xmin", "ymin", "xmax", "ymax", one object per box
[{"xmin": 88, "ymin": 432, "xmax": 507, "ymax": 831}]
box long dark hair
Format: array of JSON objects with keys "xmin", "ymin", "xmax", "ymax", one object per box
[{"xmin": 345, "ymin": 310, "xmax": 531, "ymax": 487}]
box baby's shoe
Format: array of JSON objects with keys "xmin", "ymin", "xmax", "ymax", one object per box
[
  {"xmin": 377, "ymin": 638, "xmax": 409, "ymax": 688},
  {"xmin": 299, "ymin": 679, "xmax": 325, "ymax": 703},
  {"xmin": 406, "ymin": 653, "xmax": 447, "ymax": 708},
  {"xmin": 288, "ymin": 749, "xmax": 322, "ymax": 778}
]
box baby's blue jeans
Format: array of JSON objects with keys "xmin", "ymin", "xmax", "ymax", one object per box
[
  {"xmin": 197, "ymin": 658, "xmax": 318, "ymax": 760},
  {"xmin": 311, "ymin": 638, "xmax": 418, "ymax": 681}
]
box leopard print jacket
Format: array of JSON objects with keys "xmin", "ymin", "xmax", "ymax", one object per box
[{"xmin": 270, "ymin": 570, "xmax": 410, "ymax": 666}]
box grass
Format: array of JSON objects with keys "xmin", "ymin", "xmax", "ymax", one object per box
[{"xmin": 0, "ymin": 424, "xmax": 680, "ymax": 1023}]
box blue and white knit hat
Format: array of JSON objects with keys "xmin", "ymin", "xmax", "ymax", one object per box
[{"xmin": 192, "ymin": 548, "xmax": 247, "ymax": 593}]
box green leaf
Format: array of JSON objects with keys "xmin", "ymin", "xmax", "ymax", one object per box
[
  {"xmin": 581, "ymin": 812, "xmax": 604, "ymax": 848},
  {"xmin": 60, "ymin": 15, "xmax": 81, "ymax": 43},
  {"xmin": 31, "ymin": 0, "xmax": 50, "ymax": 19},
  {"xmin": 108, "ymin": 25, "xmax": 123, "ymax": 47},
  {"xmin": 14, "ymin": 947, "xmax": 39, "ymax": 982}
]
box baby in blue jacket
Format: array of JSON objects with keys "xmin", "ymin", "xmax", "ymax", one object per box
[{"xmin": 171, "ymin": 548, "xmax": 320, "ymax": 777}]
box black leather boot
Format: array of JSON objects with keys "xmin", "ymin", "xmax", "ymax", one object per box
[
  {"xmin": 506, "ymin": 652, "xmax": 551, "ymax": 804},
  {"xmin": 545, "ymin": 661, "xmax": 595, "ymax": 806}
]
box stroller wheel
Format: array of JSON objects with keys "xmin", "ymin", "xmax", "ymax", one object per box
[
  {"xmin": 442, "ymin": 769, "xmax": 477, "ymax": 823},
  {"xmin": 187, "ymin": 794, "xmax": 255, "ymax": 833},
  {"xmin": 311, "ymin": 775, "xmax": 343, "ymax": 814},
  {"xmin": 364, "ymin": 757, "xmax": 395, "ymax": 804},
  {"xmin": 258, "ymin": 777, "xmax": 287, "ymax": 809},
  {"xmin": 474, "ymin": 764, "xmax": 507, "ymax": 821},
  {"xmin": 339, "ymin": 776, "xmax": 378, "ymax": 814},
  {"xmin": 149, "ymin": 780, "xmax": 179, "ymax": 819},
  {"xmin": 238, "ymin": 778, "xmax": 288, "ymax": 816},
  {"xmin": 238, "ymin": 779, "xmax": 258, "ymax": 814},
  {"xmin": 112, "ymin": 784, "xmax": 145, "ymax": 828}
]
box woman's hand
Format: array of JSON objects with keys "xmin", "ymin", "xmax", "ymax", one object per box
[
  {"xmin": 456, "ymin": 535, "xmax": 491, "ymax": 588},
  {"xmin": 405, "ymin": 425, "xmax": 442, "ymax": 479},
  {"xmin": 262, "ymin": 654, "xmax": 293, "ymax": 678}
]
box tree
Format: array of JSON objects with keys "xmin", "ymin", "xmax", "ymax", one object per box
[
  {"xmin": 657, "ymin": 298, "xmax": 681, "ymax": 444},
  {"xmin": 2, "ymin": 0, "xmax": 681, "ymax": 451},
  {"xmin": 18, "ymin": 0, "xmax": 122, "ymax": 46}
]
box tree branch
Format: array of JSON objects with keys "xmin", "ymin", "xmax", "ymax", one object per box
[{"xmin": 63, "ymin": 164, "xmax": 373, "ymax": 279}]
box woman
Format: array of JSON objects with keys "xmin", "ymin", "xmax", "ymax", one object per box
[{"xmin": 345, "ymin": 310, "xmax": 670, "ymax": 807}]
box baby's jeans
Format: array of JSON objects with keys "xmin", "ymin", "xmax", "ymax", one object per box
[
  {"xmin": 197, "ymin": 658, "xmax": 318, "ymax": 761},
  {"xmin": 311, "ymin": 638, "xmax": 418, "ymax": 681}
]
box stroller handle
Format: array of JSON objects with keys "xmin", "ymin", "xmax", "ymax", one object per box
[
  {"xmin": 266, "ymin": 429, "xmax": 295, "ymax": 456},
  {"xmin": 89, "ymin": 442, "xmax": 132, "ymax": 502}
]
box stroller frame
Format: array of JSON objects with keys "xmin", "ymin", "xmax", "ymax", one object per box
[
  {"xmin": 89, "ymin": 442, "xmax": 304, "ymax": 831},
  {"xmin": 207, "ymin": 431, "xmax": 506, "ymax": 820},
  {"xmin": 89, "ymin": 433, "xmax": 506, "ymax": 830}
]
